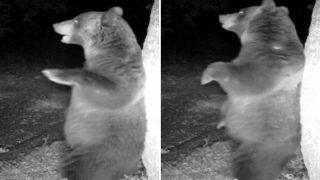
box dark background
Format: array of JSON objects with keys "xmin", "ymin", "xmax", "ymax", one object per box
[
  {"xmin": 0, "ymin": 0, "xmax": 153, "ymax": 66},
  {"xmin": 162, "ymin": 0, "xmax": 314, "ymax": 63}
]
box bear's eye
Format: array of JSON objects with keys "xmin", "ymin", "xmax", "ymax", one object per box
[{"xmin": 74, "ymin": 20, "xmax": 79, "ymax": 25}]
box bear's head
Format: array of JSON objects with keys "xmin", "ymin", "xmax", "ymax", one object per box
[
  {"xmin": 53, "ymin": 7, "xmax": 137, "ymax": 51},
  {"xmin": 219, "ymin": 0, "xmax": 290, "ymax": 43}
]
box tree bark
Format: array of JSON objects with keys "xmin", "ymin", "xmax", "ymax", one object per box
[
  {"xmin": 301, "ymin": 0, "xmax": 320, "ymax": 179},
  {"xmin": 141, "ymin": 0, "xmax": 160, "ymax": 179}
]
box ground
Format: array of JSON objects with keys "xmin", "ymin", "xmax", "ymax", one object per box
[
  {"xmin": 0, "ymin": 44, "xmax": 147, "ymax": 179},
  {"xmin": 161, "ymin": 34, "xmax": 309, "ymax": 180}
]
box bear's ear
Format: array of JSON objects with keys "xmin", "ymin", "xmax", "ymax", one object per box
[
  {"xmin": 101, "ymin": 7, "xmax": 123, "ymax": 26},
  {"xmin": 109, "ymin": 7, "xmax": 123, "ymax": 16},
  {"xmin": 261, "ymin": 0, "xmax": 276, "ymax": 9},
  {"xmin": 101, "ymin": 13, "xmax": 115, "ymax": 26},
  {"xmin": 279, "ymin": 6, "xmax": 289, "ymax": 15}
]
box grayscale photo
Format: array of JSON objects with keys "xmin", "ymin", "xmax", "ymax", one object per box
[
  {"xmin": 0, "ymin": 0, "xmax": 160, "ymax": 180},
  {"xmin": 161, "ymin": 0, "xmax": 317, "ymax": 179}
]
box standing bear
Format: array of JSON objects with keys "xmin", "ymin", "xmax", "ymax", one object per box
[
  {"xmin": 42, "ymin": 7, "xmax": 146, "ymax": 180},
  {"xmin": 201, "ymin": 0, "xmax": 305, "ymax": 180}
]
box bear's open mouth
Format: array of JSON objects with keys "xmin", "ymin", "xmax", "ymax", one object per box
[
  {"xmin": 53, "ymin": 21, "xmax": 74, "ymax": 43},
  {"xmin": 219, "ymin": 14, "xmax": 236, "ymax": 30}
]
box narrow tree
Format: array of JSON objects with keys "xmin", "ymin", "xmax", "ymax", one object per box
[
  {"xmin": 141, "ymin": 0, "xmax": 160, "ymax": 179},
  {"xmin": 301, "ymin": 0, "xmax": 320, "ymax": 179}
]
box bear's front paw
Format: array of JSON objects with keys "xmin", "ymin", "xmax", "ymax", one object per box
[
  {"xmin": 201, "ymin": 62, "xmax": 229, "ymax": 85},
  {"xmin": 42, "ymin": 69, "xmax": 72, "ymax": 86},
  {"xmin": 217, "ymin": 121, "xmax": 226, "ymax": 129}
]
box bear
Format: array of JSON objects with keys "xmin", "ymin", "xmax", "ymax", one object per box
[
  {"xmin": 201, "ymin": 0, "xmax": 305, "ymax": 180},
  {"xmin": 42, "ymin": 7, "xmax": 146, "ymax": 180}
]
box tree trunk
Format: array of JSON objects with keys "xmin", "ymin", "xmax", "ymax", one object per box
[
  {"xmin": 301, "ymin": 0, "xmax": 320, "ymax": 179},
  {"xmin": 141, "ymin": 0, "xmax": 160, "ymax": 179}
]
